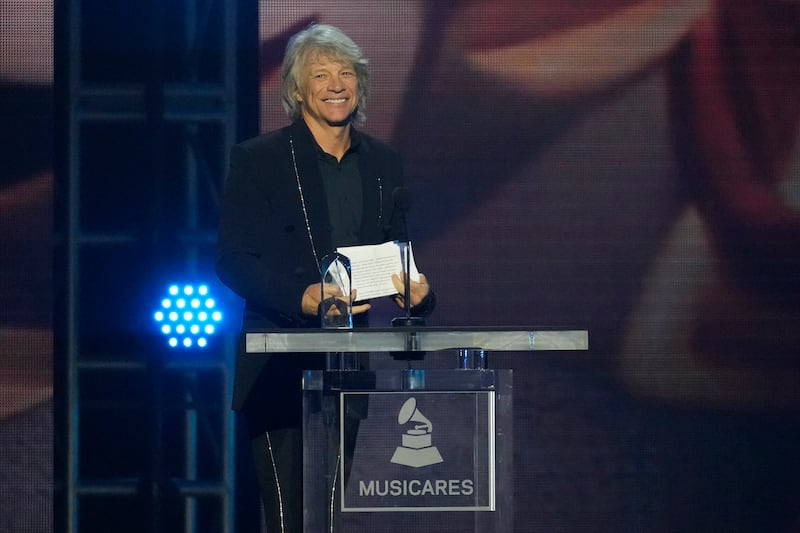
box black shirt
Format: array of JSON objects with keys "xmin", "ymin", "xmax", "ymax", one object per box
[{"xmin": 316, "ymin": 132, "xmax": 363, "ymax": 249}]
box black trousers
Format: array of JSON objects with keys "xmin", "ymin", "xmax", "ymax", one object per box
[
  {"xmin": 249, "ymin": 412, "xmax": 363, "ymax": 532},
  {"xmin": 251, "ymin": 428, "xmax": 303, "ymax": 533},
  {"xmin": 245, "ymin": 355, "xmax": 370, "ymax": 532}
]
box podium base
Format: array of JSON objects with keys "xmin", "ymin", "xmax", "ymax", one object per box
[
  {"xmin": 391, "ymin": 316, "xmax": 425, "ymax": 327},
  {"xmin": 303, "ymin": 369, "xmax": 513, "ymax": 533}
]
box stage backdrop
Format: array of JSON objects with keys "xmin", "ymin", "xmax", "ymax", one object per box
[
  {"xmin": 0, "ymin": 0, "xmax": 54, "ymax": 532},
  {"xmin": 257, "ymin": 1, "xmax": 800, "ymax": 531}
]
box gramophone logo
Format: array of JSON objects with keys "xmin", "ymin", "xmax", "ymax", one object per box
[{"xmin": 390, "ymin": 397, "xmax": 444, "ymax": 468}]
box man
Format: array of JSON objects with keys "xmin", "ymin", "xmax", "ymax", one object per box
[{"xmin": 216, "ymin": 24, "xmax": 434, "ymax": 532}]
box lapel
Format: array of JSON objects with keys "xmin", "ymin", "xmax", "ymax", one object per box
[
  {"xmin": 355, "ymin": 131, "xmax": 384, "ymax": 244},
  {"xmin": 287, "ymin": 121, "xmax": 333, "ymax": 261}
]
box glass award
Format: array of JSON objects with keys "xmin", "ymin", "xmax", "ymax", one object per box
[{"xmin": 320, "ymin": 252, "xmax": 353, "ymax": 329}]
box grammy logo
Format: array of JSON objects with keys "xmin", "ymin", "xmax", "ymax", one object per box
[{"xmin": 390, "ymin": 397, "xmax": 444, "ymax": 468}]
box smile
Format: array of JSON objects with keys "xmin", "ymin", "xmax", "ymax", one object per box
[{"xmin": 324, "ymin": 98, "xmax": 347, "ymax": 103}]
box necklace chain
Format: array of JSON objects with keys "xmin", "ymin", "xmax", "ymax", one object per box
[{"xmin": 289, "ymin": 136, "xmax": 321, "ymax": 272}]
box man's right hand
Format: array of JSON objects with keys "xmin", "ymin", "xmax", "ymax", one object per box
[{"xmin": 301, "ymin": 283, "xmax": 371, "ymax": 317}]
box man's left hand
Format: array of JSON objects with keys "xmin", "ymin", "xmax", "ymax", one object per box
[{"xmin": 391, "ymin": 273, "xmax": 430, "ymax": 309}]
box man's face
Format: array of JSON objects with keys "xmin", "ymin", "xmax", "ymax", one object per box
[{"xmin": 297, "ymin": 51, "xmax": 359, "ymax": 129}]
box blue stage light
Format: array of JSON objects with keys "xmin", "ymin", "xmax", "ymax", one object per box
[{"xmin": 154, "ymin": 283, "xmax": 224, "ymax": 349}]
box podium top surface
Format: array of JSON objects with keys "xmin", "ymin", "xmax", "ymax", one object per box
[{"xmin": 245, "ymin": 326, "xmax": 588, "ymax": 353}]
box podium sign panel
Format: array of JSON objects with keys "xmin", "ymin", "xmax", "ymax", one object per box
[
  {"xmin": 342, "ymin": 390, "xmax": 495, "ymax": 511},
  {"xmin": 303, "ymin": 369, "xmax": 513, "ymax": 533}
]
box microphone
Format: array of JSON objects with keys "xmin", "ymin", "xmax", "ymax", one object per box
[
  {"xmin": 391, "ymin": 187, "xmax": 425, "ymax": 328},
  {"xmin": 392, "ymin": 186, "xmax": 413, "ymax": 212}
]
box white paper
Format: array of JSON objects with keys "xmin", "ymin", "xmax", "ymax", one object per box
[{"xmin": 336, "ymin": 241, "xmax": 420, "ymax": 300}]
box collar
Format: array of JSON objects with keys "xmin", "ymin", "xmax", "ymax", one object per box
[{"xmin": 296, "ymin": 119, "xmax": 362, "ymax": 158}]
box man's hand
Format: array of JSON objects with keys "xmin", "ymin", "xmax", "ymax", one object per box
[
  {"xmin": 301, "ymin": 283, "xmax": 371, "ymax": 316},
  {"xmin": 391, "ymin": 273, "xmax": 430, "ymax": 309}
]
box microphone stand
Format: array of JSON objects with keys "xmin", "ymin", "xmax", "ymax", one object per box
[{"xmin": 392, "ymin": 188, "xmax": 425, "ymax": 328}]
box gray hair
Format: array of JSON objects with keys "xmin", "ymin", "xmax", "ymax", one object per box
[{"xmin": 281, "ymin": 24, "xmax": 370, "ymax": 125}]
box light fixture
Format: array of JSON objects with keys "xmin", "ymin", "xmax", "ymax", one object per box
[{"xmin": 153, "ymin": 283, "xmax": 223, "ymax": 349}]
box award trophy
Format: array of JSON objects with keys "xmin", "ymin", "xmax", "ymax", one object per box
[{"xmin": 320, "ymin": 252, "xmax": 353, "ymax": 329}]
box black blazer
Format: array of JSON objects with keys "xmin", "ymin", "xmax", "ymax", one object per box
[{"xmin": 216, "ymin": 120, "xmax": 411, "ymax": 430}]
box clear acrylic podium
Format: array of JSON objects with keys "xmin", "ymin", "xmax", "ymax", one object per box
[{"xmin": 245, "ymin": 327, "xmax": 589, "ymax": 533}]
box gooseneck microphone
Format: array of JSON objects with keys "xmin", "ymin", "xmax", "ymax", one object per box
[
  {"xmin": 391, "ymin": 186, "xmax": 413, "ymax": 213},
  {"xmin": 391, "ymin": 187, "xmax": 425, "ymax": 327}
]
